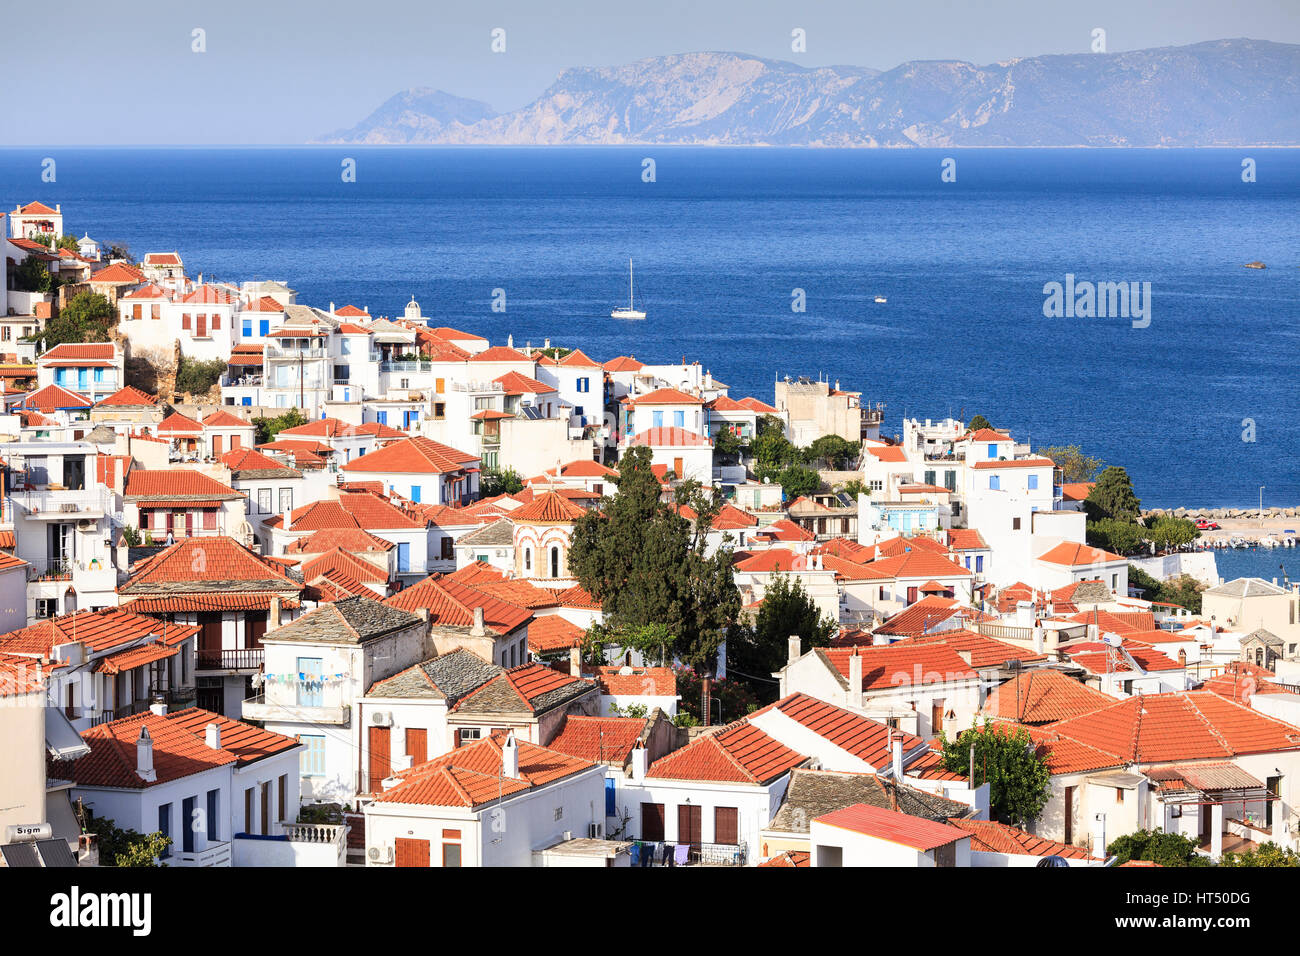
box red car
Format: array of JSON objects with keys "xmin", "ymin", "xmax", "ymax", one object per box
[{"xmin": 1195, "ymin": 520, "xmax": 1220, "ymax": 530}]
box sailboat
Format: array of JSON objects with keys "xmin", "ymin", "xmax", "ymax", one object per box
[{"xmin": 610, "ymin": 258, "xmax": 646, "ymax": 320}]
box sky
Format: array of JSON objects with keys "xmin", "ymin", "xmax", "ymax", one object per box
[{"xmin": 4, "ymin": 0, "xmax": 1299, "ymax": 145}]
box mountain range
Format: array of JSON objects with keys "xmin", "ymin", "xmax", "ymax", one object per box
[{"xmin": 316, "ymin": 39, "xmax": 1300, "ymax": 147}]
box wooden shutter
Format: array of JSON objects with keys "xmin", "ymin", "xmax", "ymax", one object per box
[
  {"xmin": 453, "ymin": 728, "xmax": 462, "ymax": 748},
  {"xmin": 714, "ymin": 807, "xmax": 739, "ymax": 845},
  {"xmin": 406, "ymin": 728, "xmax": 428, "ymax": 765},
  {"xmin": 368, "ymin": 726, "xmax": 391, "ymax": 792},
  {"xmin": 244, "ymin": 788, "xmax": 253, "ymax": 834},
  {"xmin": 678, "ymin": 804, "xmax": 702, "ymax": 845},
  {"xmin": 278, "ymin": 774, "xmax": 287, "ymax": 822},
  {"xmin": 641, "ymin": 803, "xmax": 665, "ymax": 842},
  {"xmin": 212, "ymin": 434, "xmax": 222, "ymax": 456},
  {"xmin": 394, "ymin": 837, "xmax": 430, "ymax": 867},
  {"xmin": 260, "ymin": 783, "xmax": 270, "ymax": 835}
]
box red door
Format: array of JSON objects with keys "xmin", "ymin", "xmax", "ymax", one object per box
[
  {"xmin": 196, "ymin": 313, "xmax": 207, "ymax": 337},
  {"xmin": 368, "ymin": 726, "xmax": 391, "ymax": 792},
  {"xmin": 212, "ymin": 434, "xmax": 222, "ymax": 456},
  {"xmin": 406, "ymin": 728, "xmax": 428, "ymax": 765},
  {"xmin": 394, "ymin": 837, "xmax": 429, "ymax": 867}
]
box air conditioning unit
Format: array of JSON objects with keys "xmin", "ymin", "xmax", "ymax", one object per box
[
  {"xmin": 370, "ymin": 711, "xmax": 392, "ymax": 727},
  {"xmin": 587, "ymin": 823, "xmax": 602, "ymax": 839},
  {"xmin": 367, "ymin": 845, "xmax": 393, "ymax": 864}
]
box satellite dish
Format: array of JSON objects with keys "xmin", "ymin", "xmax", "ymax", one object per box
[{"xmin": 1100, "ymin": 632, "xmax": 1123, "ymax": 647}]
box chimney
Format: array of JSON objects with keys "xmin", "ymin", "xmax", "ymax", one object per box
[
  {"xmin": 329, "ymin": 301, "xmax": 335, "ymax": 314},
  {"xmin": 630, "ymin": 745, "xmax": 648, "ymax": 782},
  {"xmin": 890, "ymin": 734, "xmax": 903, "ymax": 780},
  {"xmin": 205, "ymin": 722, "xmax": 222, "ymax": 750},
  {"xmin": 418, "ymin": 606, "xmax": 430, "ymax": 624},
  {"xmin": 283, "ymin": 507, "xmax": 292, "ymax": 532},
  {"xmin": 471, "ymin": 606, "xmax": 486, "ymax": 637},
  {"xmin": 788, "ymin": 635, "xmax": 801, "ymax": 664},
  {"xmin": 269, "ymin": 595, "xmax": 282, "ymax": 627},
  {"xmin": 136, "ymin": 726, "xmax": 157, "ymax": 782},
  {"xmin": 569, "ymin": 645, "xmax": 582, "ymax": 677},
  {"xmin": 501, "ymin": 731, "xmax": 519, "ymax": 778},
  {"xmin": 149, "ymin": 700, "xmax": 167, "ymax": 716},
  {"xmin": 847, "ymin": 651, "xmax": 863, "ymax": 705},
  {"xmin": 507, "ymin": 334, "xmax": 514, "ymax": 349}
]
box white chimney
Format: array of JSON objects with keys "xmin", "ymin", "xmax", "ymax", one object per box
[
  {"xmin": 205, "ymin": 722, "xmax": 222, "ymax": 750},
  {"xmin": 501, "ymin": 731, "xmax": 519, "ymax": 779},
  {"xmin": 471, "ymin": 606, "xmax": 485, "ymax": 637},
  {"xmin": 788, "ymin": 635, "xmax": 801, "ymax": 664},
  {"xmin": 1015, "ymin": 601, "xmax": 1034, "ymax": 628},
  {"xmin": 569, "ymin": 645, "xmax": 582, "ymax": 677},
  {"xmin": 1032, "ymin": 624, "xmax": 1045, "ymax": 655},
  {"xmin": 891, "ymin": 735, "xmax": 903, "ymax": 780},
  {"xmin": 149, "ymin": 700, "xmax": 167, "ymax": 716},
  {"xmin": 847, "ymin": 651, "xmax": 863, "ymax": 705},
  {"xmin": 137, "ymin": 726, "xmax": 157, "ymax": 782},
  {"xmin": 283, "ymin": 508, "xmax": 292, "ymax": 532},
  {"xmin": 631, "ymin": 745, "xmax": 648, "ymax": 782}
]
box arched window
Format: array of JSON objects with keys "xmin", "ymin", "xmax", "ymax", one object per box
[
  {"xmin": 524, "ymin": 548, "xmax": 531, "ymax": 572},
  {"xmin": 550, "ymin": 546, "xmax": 560, "ymax": 578}
]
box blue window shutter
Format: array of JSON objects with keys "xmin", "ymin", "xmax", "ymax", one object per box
[
  {"xmin": 242, "ymin": 397, "xmax": 252, "ymax": 406},
  {"xmin": 1028, "ymin": 474, "xmax": 1038, "ymax": 490},
  {"xmin": 398, "ymin": 542, "xmax": 410, "ymax": 572},
  {"xmin": 987, "ymin": 444, "xmax": 997, "ymax": 458},
  {"xmin": 976, "ymin": 555, "xmax": 984, "ymax": 572},
  {"xmin": 653, "ymin": 410, "xmax": 663, "ymax": 428},
  {"xmin": 259, "ymin": 319, "xmax": 269, "ymax": 335},
  {"xmin": 604, "ymin": 778, "xmax": 616, "ymax": 816},
  {"xmin": 674, "ymin": 410, "xmax": 684, "ymax": 428},
  {"xmin": 410, "ymin": 485, "xmax": 421, "ymax": 503},
  {"xmin": 377, "ymin": 411, "xmax": 387, "ymax": 425}
]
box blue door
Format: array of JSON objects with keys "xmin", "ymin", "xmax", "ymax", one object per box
[
  {"xmin": 605, "ymin": 778, "xmax": 617, "ymax": 816},
  {"xmin": 410, "ymin": 485, "xmax": 421, "ymax": 503},
  {"xmin": 397, "ymin": 542, "xmax": 410, "ymax": 573},
  {"xmin": 259, "ymin": 319, "xmax": 270, "ymax": 336},
  {"xmin": 976, "ymin": 555, "xmax": 984, "ymax": 573},
  {"xmin": 377, "ymin": 411, "xmax": 388, "ymax": 425}
]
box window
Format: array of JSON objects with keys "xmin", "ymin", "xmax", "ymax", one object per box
[
  {"xmin": 257, "ymin": 488, "xmax": 272, "ymax": 514},
  {"xmin": 1116, "ymin": 788, "xmax": 1125, "ymax": 804},
  {"xmin": 0, "ymin": 326, "xmax": 9, "ymax": 340},
  {"xmin": 242, "ymin": 319, "xmax": 253, "ymax": 337},
  {"xmin": 296, "ymin": 657, "xmax": 324, "ymax": 707},
  {"xmin": 988, "ymin": 475, "xmax": 1000, "ymax": 490},
  {"xmin": 577, "ymin": 377, "xmax": 589, "ymax": 393},
  {"xmin": 434, "ymin": 403, "xmax": 445, "ymax": 420},
  {"xmin": 673, "ymin": 410, "xmax": 685, "ymax": 428},
  {"xmin": 442, "ymin": 829, "xmax": 462, "ymax": 867},
  {"xmin": 550, "ymin": 546, "xmax": 560, "ymax": 578},
  {"xmin": 182, "ymin": 313, "xmax": 191, "ymax": 330},
  {"xmin": 554, "ymin": 806, "xmax": 564, "ymax": 821},
  {"xmin": 206, "ymin": 789, "xmax": 220, "ymax": 840},
  {"xmin": 340, "ymin": 338, "xmax": 351, "ymax": 354},
  {"xmin": 259, "ymin": 319, "xmax": 270, "ymax": 336},
  {"xmin": 212, "ymin": 314, "xmax": 221, "ymax": 329},
  {"xmin": 410, "ymin": 485, "xmax": 421, "ymax": 503},
  {"xmin": 715, "ymin": 807, "xmax": 739, "ymax": 845},
  {"xmin": 652, "ymin": 410, "xmax": 664, "ymax": 428},
  {"xmin": 641, "ymin": 803, "xmax": 666, "ymax": 842},
  {"xmin": 1012, "ymin": 517, "xmax": 1021, "ymax": 530},
  {"xmin": 1028, "ymin": 474, "xmax": 1039, "ymax": 490},
  {"xmin": 278, "ymin": 774, "xmax": 288, "ymax": 822},
  {"xmin": 300, "ymin": 734, "xmax": 326, "ymax": 775},
  {"xmin": 524, "ymin": 548, "xmax": 531, "ymax": 572},
  {"xmin": 440, "ymin": 536, "xmax": 453, "ymax": 560},
  {"xmin": 158, "ymin": 804, "xmax": 172, "ymax": 858},
  {"xmin": 244, "ymin": 788, "xmax": 254, "ymax": 834},
  {"xmin": 986, "ymin": 443, "xmax": 997, "ymax": 458},
  {"xmin": 278, "ymin": 488, "xmax": 293, "ymax": 514},
  {"xmin": 456, "ymin": 727, "xmax": 481, "ymax": 746},
  {"xmin": 397, "ymin": 542, "xmax": 410, "ymax": 573}
]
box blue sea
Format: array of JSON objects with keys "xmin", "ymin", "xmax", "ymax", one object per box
[{"xmin": 2, "ymin": 147, "xmax": 1297, "ymax": 507}]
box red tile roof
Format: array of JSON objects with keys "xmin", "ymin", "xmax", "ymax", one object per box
[
  {"xmin": 124, "ymin": 469, "xmax": 240, "ymax": 500},
  {"xmin": 547, "ymin": 716, "xmax": 647, "ymax": 764},
  {"xmin": 343, "ymin": 436, "xmax": 478, "ymax": 475},
  {"xmin": 451, "ymin": 662, "xmax": 593, "ymax": 714},
  {"xmin": 946, "ymin": 817, "xmax": 1098, "ymax": 859},
  {"xmin": 0, "ymin": 607, "xmax": 200, "ymax": 657},
  {"xmin": 982, "ymin": 669, "xmax": 1119, "ymax": 724},
  {"xmin": 92, "ymin": 641, "xmax": 177, "ymax": 674},
  {"xmin": 40, "ymin": 343, "xmax": 115, "ymax": 362},
  {"xmin": 511, "ymin": 491, "xmax": 586, "ymax": 523},
  {"xmin": 891, "ymin": 629, "xmax": 1046, "ymax": 668},
  {"xmin": 760, "ymin": 849, "xmax": 810, "ymax": 867},
  {"xmin": 819, "ymin": 644, "xmax": 978, "ymax": 691},
  {"xmin": 284, "ymin": 527, "xmax": 394, "ymax": 554},
  {"xmin": 964, "ymin": 428, "xmax": 1013, "ymax": 442},
  {"xmin": 492, "ymin": 370, "xmax": 556, "ymax": 395},
  {"xmin": 648, "ymin": 720, "xmax": 806, "ymax": 785},
  {"xmin": 267, "ymin": 492, "xmax": 425, "ymax": 531},
  {"xmin": 376, "ymin": 733, "xmax": 594, "ymax": 807},
  {"xmin": 19, "ymin": 383, "xmax": 93, "ymax": 411},
  {"xmin": 554, "ymin": 584, "xmax": 601, "ymax": 610},
  {"xmin": 17, "ymin": 201, "xmax": 59, "ymax": 215},
  {"xmin": 815, "ymin": 804, "xmax": 970, "ymax": 850},
  {"xmin": 201, "ymin": 409, "xmax": 252, "ymax": 429},
  {"xmin": 334, "ymin": 304, "xmax": 369, "ymax": 317},
  {"xmin": 862, "ymin": 550, "xmax": 972, "ymax": 581},
  {"xmin": 429, "ymin": 326, "xmax": 487, "ymax": 342},
  {"xmin": 386, "ymin": 575, "xmax": 532, "ymax": 635},
  {"xmin": 157, "ymin": 411, "xmax": 203, "ymax": 434},
  {"xmin": 1040, "ymin": 542, "xmax": 1126, "ymax": 567},
  {"xmin": 89, "ymin": 262, "xmax": 145, "ymax": 284},
  {"xmin": 470, "ymin": 345, "xmax": 532, "ymax": 363},
  {"xmin": 585, "ymin": 665, "xmax": 676, "ymax": 697},
  {"xmin": 866, "ymin": 445, "xmax": 907, "ymax": 463},
  {"xmin": 122, "ymin": 536, "xmax": 300, "ymax": 589},
  {"xmin": 527, "ymin": 615, "xmax": 586, "ymax": 652},
  {"xmin": 753, "ymin": 692, "xmax": 925, "ymax": 769},
  {"xmin": 630, "ymin": 387, "xmax": 702, "ymax": 406},
  {"xmin": 972, "ymin": 457, "xmax": 1056, "ymax": 470},
  {"xmin": 603, "ymin": 355, "xmax": 643, "ymax": 372},
  {"xmin": 1061, "ymin": 482, "xmax": 1095, "ymax": 502},
  {"xmin": 95, "ymin": 385, "xmax": 157, "ymax": 407}
]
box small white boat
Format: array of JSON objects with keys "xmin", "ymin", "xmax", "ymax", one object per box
[
  {"xmin": 611, "ymin": 258, "xmax": 646, "ymax": 320},
  {"xmin": 874, "ymin": 296, "xmax": 887, "ymax": 304}
]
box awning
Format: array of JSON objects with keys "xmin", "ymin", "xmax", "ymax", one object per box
[
  {"xmin": 1177, "ymin": 763, "xmax": 1265, "ymax": 792},
  {"xmin": 44, "ymin": 706, "xmax": 90, "ymax": 760},
  {"xmin": 93, "ymin": 641, "xmax": 178, "ymax": 675},
  {"xmin": 136, "ymin": 500, "xmax": 229, "ymax": 509}
]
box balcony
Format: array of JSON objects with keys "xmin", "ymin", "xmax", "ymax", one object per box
[
  {"xmin": 14, "ymin": 487, "xmax": 112, "ymax": 520},
  {"xmin": 379, "ymin": 360, "xmax": 431, "ymax": 373},
  {"xmin": 197, "ymin": 647, "xmax": 264, "ymax": 673},
  {"xmin": 242, "ymin": 694, "xmax": 350, "ymax": 726},
  {"xmin": 172, "ymin": 840, "xmax": 232, "ymax": 867},
  {"xmin": 634, "ymin": 841, "xmax": 748, "ymax": 866},
  {"xmin": 265, "ymin": 344, "xmax": 329, "ymax": 360},
  {"xmin": 232, "ymin": 823, "xmax": 349, "ymax": 867}
]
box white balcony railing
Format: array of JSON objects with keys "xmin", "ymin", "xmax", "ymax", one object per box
[
  {"xmin": 172, "ymin": 841, "xmax": 232, "ymax": 867},
  {"xmin": 14, "ymin": 487, "xmax": 114, "ymax": 518}
]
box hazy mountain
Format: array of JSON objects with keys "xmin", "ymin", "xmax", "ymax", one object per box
[
  {"xmin": 317, "ymin": 88, "xmax": 498, "ymax": 144},
  {"xmin": 318, "ymin": 40, "xmax": 1300, "ymax": 146}
]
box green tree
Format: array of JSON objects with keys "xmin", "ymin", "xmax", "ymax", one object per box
[
  {"xmin": 85, "ymin": 814, "xmax": 172, "ymax": 867},
  {"xmin": 838, "ymin": 479, "xmax": 869, "ymax": 499},
  {"xmin": 569, "ymin": 447, "xmax": 741, "ymax": 684},
  {"xmin": 729, "ymin": 573, "xmax": 836, "ymax": 702},
  {"xmin": 174, "ymin": 355, "xmax": 227, "ymax": 396},
  {"xmin": 1107, "ymin": 828, "xmax": 1211, "ymax": 867},
  {"xmin": 1220, "ymin": 842, "xmax": 1300, "ymax": 866},
  {"xmin": 585, "ymin": 620, "xmax": 675, "ymax": 667},
  {"xmin": 1145, "ymin": 515, "xmax": 1200, "ymax": 552},
  {"xmin": 778, "ymin": 465, "xmax": 821, "ymax": 500},
  {"xmin": 806, "ymin": 434, "xmax": 860, "ymax": 469},
  {"xmin": 752, "ymin": 429, "xmax": 799, "ymax": 470},
  {"xmin": 39, "ymin": 291, "xmax": 114, "ymax": 349},
  {"xmin": 712, "ymin": 426, "xmax": 744, "ymax": 461},
  {"xmin": 480, "ymin": 466, "xmax": 524, "ymax": 496},
  {"xmin": 1086, "ymin": 518, "xmax": 1144, "ymax": 555},
  {"xmin": 1084, "ymin": 466, "xmax": 1142, "ymax": 524},
  {"xmin": 939, "ymin": 723, "xmax": 1051, "ymax": 826},
  {"xmin": 967, "ymin": 415, "xmax": 993, "ymax": 432},
  {"xmin": 253, "ymin": 408, "xmax": 310, "ymax": 444},
  {"xmin": 1037, "ymin": 444, "xmax": 1105, "ymax": 482},
  {"xmin": 1129, "ymin": 565, "xmax": 1204, "ymax": 614},
  {"xmin": 12, "ymin": 254, "xmax": 55, "ymax": 294},
  {"xmin": 104, "ymin": 241, "xmax": 135, "ymax": 263}
]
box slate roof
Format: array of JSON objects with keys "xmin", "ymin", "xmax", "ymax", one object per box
[
  {"xmin": 451, "ymin": 662, "xmax": 594, "ymax": 716},
  {"xmin": 1204, "ymin": 577, "xmax": 1288, "ymax": 598},
  {"xmin": 267, "ymin": 596, "xmax": 421, "ymax": 644},
  {"xmin": 455, "ymin": 517, "xmax": 515, "ymax": 547},
  {"xmin": 768, "ymin": 768, "xmax": 972, "ymax": 833},
  {"xmin": 367, "ymin": 648, "xmax": 502, "ymax": 702}
]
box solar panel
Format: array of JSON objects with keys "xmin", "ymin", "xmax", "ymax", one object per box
[
  {"xmin": 36, "ymin": 839, "xmax": 78, "ymax": 868},
  {"xmin": 0, "ymin": 843, "xmax": 40, "ymax": 867}
]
